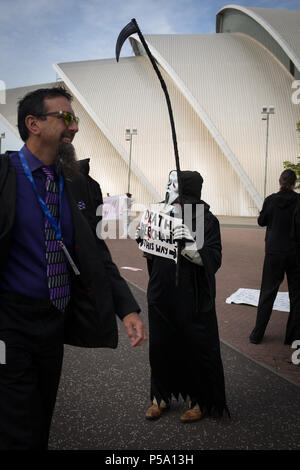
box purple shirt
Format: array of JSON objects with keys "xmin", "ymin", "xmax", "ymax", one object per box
[{"xmin": 0, "ymin": 145, "xmax": 74, "ymax": 299}]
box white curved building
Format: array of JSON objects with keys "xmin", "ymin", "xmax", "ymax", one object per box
[{"xmin": 1, "ymin": 4, "xmax": 299, "ymax": 216}]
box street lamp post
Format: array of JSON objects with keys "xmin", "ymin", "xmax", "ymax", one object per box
[
  {"xmin": 124, "ymin": 128, "xmax": 137, "ymax": 235},
  {"xmin": 0, "ymin": 132, "xmax": 5, "ymax": 154},
  {"xmin": 125, "ymin": 128, "xmax": 137, "ymax": 195},
  {"xmin": 261, "ymin": 106, "xmax": 275, "ymax": 199}
]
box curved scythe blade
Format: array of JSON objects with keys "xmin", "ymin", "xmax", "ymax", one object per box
[
  {"xmin": 115, "ymin": 18, "xmax": 184, "ymax": 285},
  {"xmin": 115, "ymin": 19, "xmax": 138, "ymax": 62}
]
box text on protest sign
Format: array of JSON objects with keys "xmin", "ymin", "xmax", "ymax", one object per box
[{"xmin": 138, "ymin": 208, "xmax": 182, "ymax": 261}]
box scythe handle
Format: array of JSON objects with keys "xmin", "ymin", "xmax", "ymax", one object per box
[{"xmin": 131, "ymin": 20, "xmax": 184, "ymax": 285}]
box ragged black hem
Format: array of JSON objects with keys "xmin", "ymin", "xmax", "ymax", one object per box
[{"xmin": 150, "ymin": 391, "xmax": 230, "ymax": 418}]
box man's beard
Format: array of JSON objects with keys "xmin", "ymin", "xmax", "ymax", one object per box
[{"xmin": 56, "ymin": 141, "xmax": 80, "ymax": 178}]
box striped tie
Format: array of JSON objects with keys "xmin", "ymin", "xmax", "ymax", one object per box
[{"xmin": 42, "ymin": 166, "xmax": 70, "ymax": 312}]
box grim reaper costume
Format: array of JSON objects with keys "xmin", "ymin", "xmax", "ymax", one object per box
[{"xmin": 137, "ymin": 170, "xmax": 228, "ymax": 419}]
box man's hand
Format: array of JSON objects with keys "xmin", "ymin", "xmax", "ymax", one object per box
[{"xmin": 123, "ymin": 312, "xmax": 147, "ymax": 347}]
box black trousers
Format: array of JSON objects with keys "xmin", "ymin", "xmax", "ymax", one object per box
[
  {"xmin": 251, "ymin": 252, "xmax": 300, "ymax": 344},
  {"xmin": 0, "ymin": 292, "xmax": 65, "ymax": 450}
]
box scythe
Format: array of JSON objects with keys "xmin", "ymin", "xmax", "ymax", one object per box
[{"xmin": 116, "ymin": 18, "xmax": 184, "ymax": 284}]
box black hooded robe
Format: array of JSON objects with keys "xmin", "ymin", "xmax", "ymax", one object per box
[{"xmin": 144, "ymin": 171, "xmax": 228, "ymax": 416}]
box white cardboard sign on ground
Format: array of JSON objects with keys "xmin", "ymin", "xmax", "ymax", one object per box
[
  {"xmin": 121, "ymin": 267, "xmax": 143, "ymax": 272},
  {"xmin": 226, "ymin": 288, "xmax": 290, "ymax": 312}
]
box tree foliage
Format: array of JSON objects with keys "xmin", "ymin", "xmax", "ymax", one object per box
[{"xmin": 283, "ymin": 120, "xmax": 300, "ymax": 189}]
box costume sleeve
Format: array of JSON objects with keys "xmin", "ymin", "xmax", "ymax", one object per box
[
  {"xmin": 199, "ymin": 214, "xmax": 222, "ymax": 275},
  {"xmin": 197, "ymin": 214, "xmax": 222, "ymax": 305}
]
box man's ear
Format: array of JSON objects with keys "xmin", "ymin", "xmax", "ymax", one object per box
[{"xmin": 24, "ymin": 115, "xmax": 41, "ymax": 137}]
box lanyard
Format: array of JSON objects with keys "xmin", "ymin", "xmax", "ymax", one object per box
[
  {"xmin": 18, "ymin": 149, "xmax": 80, "ymax": 275},
  {"xmin": 19, "ymin": 149, "xmax": 63, "ymax": 240}
]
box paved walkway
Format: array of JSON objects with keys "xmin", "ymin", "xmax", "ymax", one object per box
[
  {"xmin": 49, "ymin": 282, "xmax": 300, "ymax": 451},
  {"xmin": 48, "ymin": 217, "xmax": 300, "ymax": 451},
  {"xmin": 104, "ymin": 217, "xmax": 300, "ymax": 388}
]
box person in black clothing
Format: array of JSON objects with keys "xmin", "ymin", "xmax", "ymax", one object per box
[
  {"xmin": 137, "ymin": 170, "xmax": 228, "ymax": 422},
  {"xmin": 78, "ymin": 158, "xmax": 103, "ymax": 209},
  {"xmin": 0, "ymin": 87, "xmax": 146, "ymax": 450},
  {"xmin": 250, "ymin": 169, "xmax": 300, "ymax": 345}
]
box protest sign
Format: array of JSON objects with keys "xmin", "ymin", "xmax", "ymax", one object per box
[{"xmin": 138, "ymin": 206, "xmax": 182, "ymax": 261}]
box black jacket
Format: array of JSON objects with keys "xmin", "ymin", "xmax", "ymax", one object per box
[
  {"xmin": 0, "ymin": 152, "xmax": 140, "ymax": 348},
  {"xmin": 258, "ymin": 189, "xmax": 299, "ymax": 253},
  {"xmin": 292, "ymin": 195, "xmax": 300, "ymax": 245},
  {"xmin": 77, "ymin": 158, "xmax": 103, "ymax": 214}
]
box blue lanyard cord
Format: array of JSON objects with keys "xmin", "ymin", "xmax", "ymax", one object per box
[{"xmin": 19, "ymin": 149, "xmax": 64, "ymax": 241}]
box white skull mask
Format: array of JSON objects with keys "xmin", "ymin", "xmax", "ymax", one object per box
[{"xmin": 164, "ymin": 170, "xmax": 178, "ymax": 207}]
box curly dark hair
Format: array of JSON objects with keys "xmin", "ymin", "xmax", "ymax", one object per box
[{"xmin": 17, "ymin": 86, "xmax": 73, "ymax": 142}]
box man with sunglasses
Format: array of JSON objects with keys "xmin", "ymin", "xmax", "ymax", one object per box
[{"xmin": 0, "ymin": 86, "xmax": 146, "ymax": 449}]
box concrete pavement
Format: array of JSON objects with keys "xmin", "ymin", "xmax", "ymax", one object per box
[
  {"xmin": 48, "ymin": 218, "xmax": 300, "ymax": 451},
  {"xmin": 104, "ymin": 218, "xmax": 300, "ymax": 388}
]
